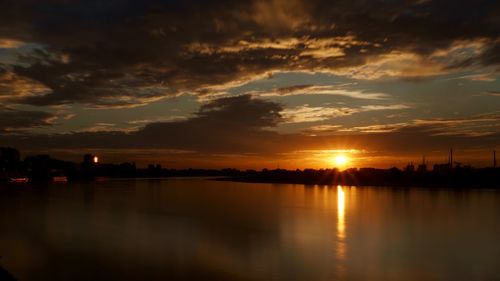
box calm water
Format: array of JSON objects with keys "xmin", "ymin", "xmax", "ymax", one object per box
[{"xmin": 0, "ymin": 179, "xmax": 499, "ymax": 281}]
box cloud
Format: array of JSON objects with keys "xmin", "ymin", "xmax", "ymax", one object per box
[
  {"xmin": 330, "ymin": 40, "xmax": 490, "ymax": 80},
  {"xmin": 127, "ymin": 116, "xmax": 188, "ymax": 125},
  {"xmin": 0, "ymin": 95, "xmax": 285, "ymax": 153},
  {"xmin": 338, "ymin": 123, "xmax": 410, "ymax": 133},
  {"xmin": 448, "ymin": 73, "xmax": 497, "ymax": 82},
  {"xmin": 331, "ymin": 51, "xmax": 445, "ymax": 80},
  {"xmin": 360, "ymin": 104, "xmax": 410, "ymax": 111},
  {"xmin": 0, "ymin": 106, "xmax": 55, "ymax": 132},
  {"xmin": 478, "ymin": 40, "xmax": 500, "ymax": 66},
  {"xmin": 282, "ymin": 104, "xmax": 409, "ymax": 123},
  {"xmin": 0, "ymin": 0, "xmax": 499, "ymax": 168},
  {"xmin": 75, "ymin": 123, "xmax": 120, "ymax": 133},
  {"xmin": 486, "ymin": 91, "xmax": 500, "ymax": 96},
  {"xmin": 255, "ymin": 84, "xmax": 389, "ymax": 100},
  {"xmin": 249, "ymin": 0, "xmax": 310, "ymax": 31},
  {"xmin": 0, "ymin": 0, "xmax": 497, "ymax": 107},
  {"xmin": 282, "ymin": 106, "xmax": 358, "ymax": 123},
  {"xmin": 0, "ymin": 95, "xmax": 498, "ymax": 168},
  {"xmin": 412, "ymin": 113, "xmax": 500, "ymax": 137},
  {"xmin": 198, "ymin": 82, "xmax": 389, "ymax": 102},
  {"xmin": 0, "ymin": 69, "xmax": 51, "ymax": 102},
  {"xmin": 10, "ymin": 60, "xmax": 172, "ymax": 108},
  {"xmin": 305, "ymin": 122, "xmax": 411, "ymax": 135},
  {"xmin": 306, "ymin": 112, "xmax": 500, "ymax": 137},
  {"xmin": 0, "ymin": 38, "xmax": 25, "ymax": 49}
]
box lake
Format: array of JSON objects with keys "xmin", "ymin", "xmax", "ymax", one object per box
[{"xmin": 0, "ymin": 179, "xmax": 499, "ymax": 280}]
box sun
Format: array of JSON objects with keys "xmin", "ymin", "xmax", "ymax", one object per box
[{"xmin": 331, "ymin": 154, "xmax": 350, "ymax": 167}]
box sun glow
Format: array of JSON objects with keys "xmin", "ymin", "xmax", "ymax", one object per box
[{"xmin": 331, "ymin": 154, "xmax": 350, "ymax": 167}]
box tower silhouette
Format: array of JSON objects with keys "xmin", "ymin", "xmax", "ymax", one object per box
[
  {"xmin": 417, "ymin": 155, "xmax": 427, "ymax": 172},
  {"xmin": 449, "ymin": 149, "xmax": 453, "ymax": 169}
]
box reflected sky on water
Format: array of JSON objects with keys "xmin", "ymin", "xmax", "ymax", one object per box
[{"xmin": 0, "ymin": 179, "xmax": 499, "ymax": 280}]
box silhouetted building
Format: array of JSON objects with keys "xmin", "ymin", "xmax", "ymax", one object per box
[
  {"xmin": 404, "ymin": 162, "xmax": 415, "ymax": 173},
  {"xmin": 417, "ymin": 156, "xmax": 427, "ymax": 173},
  {"xmin": 23, "ymin": 154, "xmax": 77, "ymax": 182},
  {"xmin": 25, "ymin": 155, "xmax": 51, "ymax": 182},
  {"xmin": 0, "ymin": 147, "xmax": 23, "ymax": 181},
  {"xmin": 0, "ymin": 147, "xmax": 20, "ymax": 172},
  {"xmin": 146, "ymin": 163, "xmax": 162, "ymax": 176},
  {"xmin": 83, "ymin": 154, "xmax": 99, "ymax": 165},
  {"xmin": 82, "ymin": 154, "xmax": 99, "ymax": 180},
  {"xmin": 434, "ymin": 163, "xmax": 450, "ymax": 172},
  {"xmin": 449, "ymin": 148, "xmax": 454, "ymax": 169}
]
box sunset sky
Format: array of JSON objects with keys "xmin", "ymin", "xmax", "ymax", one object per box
[{"xmin": 0, "ymin": 0, "xmax": 499, "ymax": 168}]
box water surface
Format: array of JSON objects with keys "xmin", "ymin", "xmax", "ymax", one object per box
[{"xmin": 0, "ymin": 179, "xmax": 499, "ymax": 280}]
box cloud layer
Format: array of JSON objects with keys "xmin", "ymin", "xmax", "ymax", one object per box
[
  {"xmin": 0, "ymin": 0, "xmax": 499, "ymax": 107},
  {"xmin": 0, "ymin": 95, "xmax": 497, "ymax": 168},
  {"xmin": 0, "ymin": 0, "xmax": 498, "ymax": 167}
]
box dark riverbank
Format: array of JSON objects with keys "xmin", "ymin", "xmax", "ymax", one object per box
[
  {"xmin": 0, "ymin": 266, "xmax": 16, "ymax": 281},
  {"xmin": 2, "ymin": 147, "xmax": 499, "ymax": 188},
  {"xmin": 218, "ymin": 167, "xmax": 500, "ymax": 188}
]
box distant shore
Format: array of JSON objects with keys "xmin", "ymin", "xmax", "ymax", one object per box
[
  {"xmin": 216, "ymin": 167, "xmax": 500, "ymax": 188},
  {"xmin": 2, "ymin": 147, "xmax": 499, "ymax": 188},
  {"xmin": 2, "ymin": 167, "xmax": 500, "ymax": 188}
]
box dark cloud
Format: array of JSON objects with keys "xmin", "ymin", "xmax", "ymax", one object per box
[
  {"xmin": 133, "ymin": 94, "xmax": 284, "ymax": 152},
  {"xmin": 0, "ymin": 95, "xmax": 286, "ymax": 153},
  {"xmin": 0, "ymin": 0, "xmax": 498, "ymax": 106},
  {"xmin": 275, "ymin": 85, "xmax": 313, "ymax": 95},
  {"xmin": 479, "ymin": 41, "xmax": 500, "ymax": 67},
  {"xmin": 0, "ymin": 95, "xmax": 498, "ymax": 160},
  {"xmin": 0, "ymin": 106, "xmax": 55, "ymax": 132}
]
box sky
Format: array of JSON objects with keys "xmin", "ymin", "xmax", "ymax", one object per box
[{"xmin": 0, "ymin": 0, "xmax": 499, "ymax": 169}]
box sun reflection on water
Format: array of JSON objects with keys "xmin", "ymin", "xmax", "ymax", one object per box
[
  {"xmin": 336, "ymin": 185, "xmax": 347, "ymax": 271},
  {"xmin": 337, "ymin": 185, "xmax": 345, "ymax": 240}
]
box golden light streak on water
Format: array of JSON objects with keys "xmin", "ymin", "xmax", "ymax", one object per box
[
  {"xmin": 337, "ymin": 185, "xmax": 345, "ymax": 240},
  {"xmin": 336, "ymin": 185, "xmax": 347, "ymax": 270}
]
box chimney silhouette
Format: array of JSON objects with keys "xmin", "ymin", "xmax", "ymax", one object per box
[{"xmin": 449, "ymin": 148, "xmax": 453, "ymax": 169}]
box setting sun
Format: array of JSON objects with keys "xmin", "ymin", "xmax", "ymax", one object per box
[{"xmin": 332, "ymin": 154, "xmax": 350, "ymax": 167}]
